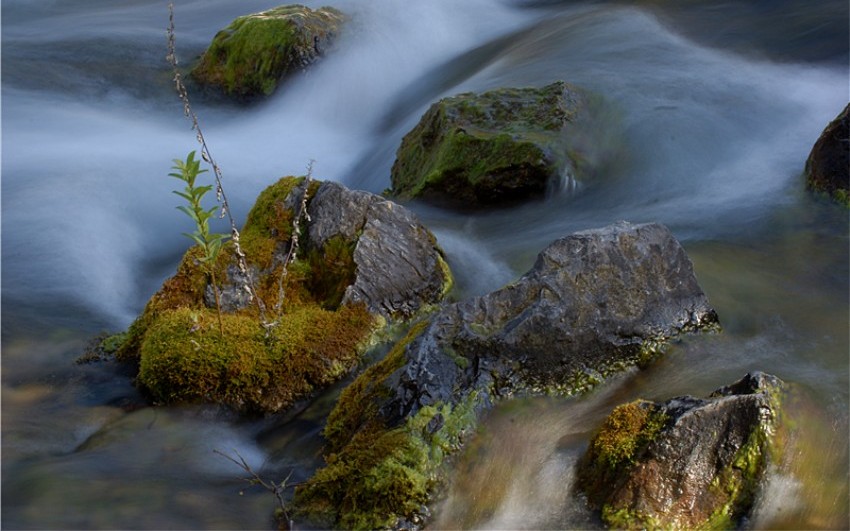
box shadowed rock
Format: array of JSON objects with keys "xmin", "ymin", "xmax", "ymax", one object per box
[{"xmin": 805, "ymin": 103, "xmax": 849, "ymax": 206}]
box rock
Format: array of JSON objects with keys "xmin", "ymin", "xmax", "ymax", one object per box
[
  {"xmin": 577, "ymin": 372, "xmax": 785, "ymax": 530},
  {"xmin": 191, "ymin": 5, "xmax": 345, "ymax": 99},
  {"xmin": 389, "ymin": 81, "xmax": 608, "ymax": 208},
  {"xmin": 117, "ymin": 177, "xmax": 451, "ymax": 414},
  {"xmin": 307, "ymin": 182, "xmax": 452, "ymax": 318},
  {"xmin": 294, "ymin": 221, "xmax": 719, "ymax": 528},
  {"xmin": 805, "ymin": 103, "xmax": 849, "ymax": 206}
]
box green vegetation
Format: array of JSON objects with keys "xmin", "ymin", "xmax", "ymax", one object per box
[
  {"xmin": 116, "ymin": 176, "xmax": 380, "ymax": 413},
  {"xmin": 138, "ymin": 304, "xmax": 373, "ymax": 413},
  {"xmin": 577, "ymin": 399, "xmax": 668, "ymax": 516},
  {"xmin": 293, "ymin": 321, "xmax": 481, "ymax": 529},
  {"xmin": 169, "ymin": 151, "xmax": 229, "ymax": 334},
  {"xmin": 191, "ymin": 6, "xmax": 344, "ymax": 98}
]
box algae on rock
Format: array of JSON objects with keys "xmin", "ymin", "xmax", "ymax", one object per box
[
  {"xmin": 577, "ymin": 372, "xmax": 787, "ymax": 530},
  {"xmin": 117, "ymin": 177, "xmax": 451, "ymax": 414},
  {"xmin": 389, "ymin": 81, "xmax": 619, "ymax": 208},
  {"xmin": 191, "ymin": 5, "xmax": 345, "ymax": 99}
]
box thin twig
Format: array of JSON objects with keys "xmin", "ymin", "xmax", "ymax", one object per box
[
  {"xmin": 214, "ymin": 448, "xmax": 294, "ymax": 529},
  {"xmin": 273, "ymin": 159, "xmax": 315, "ymax": 316},
  {"xmin": 166, "ymin": 3, "xmax": 270, "ymax": 327}
]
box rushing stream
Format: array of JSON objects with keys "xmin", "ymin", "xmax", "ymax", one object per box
[{"xmin": 2, "ymin": 0, "xmax": 848, "ymax": 528}]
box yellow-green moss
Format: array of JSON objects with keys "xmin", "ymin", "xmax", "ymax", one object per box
[
  {"xmin": 294, "ymin": 352, "xmax": 480, "ymax": 530},
  {"xmin": 138, "ymin": 303, "xmax": 374, "ymax": 413},
  {"xmin": 294, "ymin": 320, "xmax": 484, "ymax": 528},
  {"xmin": 578, "ymin": 400, "xmax": 668, "ymax": 513},
  {"xmin": 117, "ymin": 175, "xmax": 383, "ymax": 413}
]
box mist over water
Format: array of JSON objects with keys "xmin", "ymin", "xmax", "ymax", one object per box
[{"xmin": 2, "ymin": 0, "xmax": 848, "ymax": 528}]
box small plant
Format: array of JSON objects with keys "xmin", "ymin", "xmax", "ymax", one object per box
[{"xmin": 170, "ymin": 150, "xmax": 229, "ymax": 334}]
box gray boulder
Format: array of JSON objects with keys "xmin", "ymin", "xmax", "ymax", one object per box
[
  {"xmin": 577, "ymin": 372, "xmax": 785, "ymax": 530},
  {"xmin": 295, "ymin": 221, "xmax": 719, "ymax": 528},
  {"xmin": 208, "ymin": 179, "xmax": 451, "ymax": 320}
]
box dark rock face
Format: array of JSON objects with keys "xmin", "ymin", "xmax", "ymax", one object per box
[
  {"xmin": 578, "ymin": 372, "xmax": 785, "ymax": 530},
  {"xmin": 191, "ymin": 5, "xmax": 345, "ymax": 99},
  {"xmin": 805, "ymin": 103, "xmax": 849, "ymax": 206},
  {"xmin": 295, "ymin": 221, "xmax": 718, "ymax": 527},
  {"xmin": 383, "ymin": 221, "xmax": 719, "ymax": 424},
  {"xmin": 390, "ymin": 81, "xmax": 609, "ymax": 208}
]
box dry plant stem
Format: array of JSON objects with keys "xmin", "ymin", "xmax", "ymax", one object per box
[
  {"xmin": 214, "ymin": 449, "xmax": 293, "ymax": 530},
  {"xmin": 273, "ymin": 159, "xmax": 315, "ymax": 317},
  {"xmin": 166, "ymin": 3, "xmax": 270, "ymax": 327}
]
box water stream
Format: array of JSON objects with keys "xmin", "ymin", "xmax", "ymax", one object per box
[{"xmin": 2, "ymin": 0, "xmax": 848, "ymax": 528}]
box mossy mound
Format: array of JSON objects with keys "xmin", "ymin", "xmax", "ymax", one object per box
[
  {"xmin": 117, "ymin": 176, "xmax": 450, "ymax": 414},
  {"xmin": 390, "ymin": 81, "xmax": 603, "ymax": 208},
  {"xmin": 577, "ymin": 372, "xmax": 786, "ymax": 530},
  {"xmin": 805, "ymin": 103, "xmax": 849, "ymax": 207},
  {"xmin": 191, "ymin": 5, "xmax": 345, "ymax": 99}
]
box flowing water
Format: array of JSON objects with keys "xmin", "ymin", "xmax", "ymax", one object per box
[{"xmin": 2, "ymin": 0, "xmax": 848, "ymax": 528}]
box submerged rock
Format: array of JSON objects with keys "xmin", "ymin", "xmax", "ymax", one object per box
[
  {"xmin": 117, "ymin": 177, "xmax": 451, "ymax": 414},
  {"xmin": 294, "ymin": 221, "xmax": 718, "ymax": 528},
  {"xmin": 577, "ymin": 372, "xmax": 786, "ymax": 530},
  {"xmin": 191, "ymin": 5, "xmax": 345, "ymax": 99},
  {"xmin": 805, "ymin": 103, "xmax": 849, "ymax": 206},
  {"xmin": 389, "ymin": 81, "xmax": 609, "ymax": 208}
]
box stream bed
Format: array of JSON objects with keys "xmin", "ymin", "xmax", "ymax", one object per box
[{"xmin": 2, "ymin": 0, "xmax": 848, "ymax": 528}]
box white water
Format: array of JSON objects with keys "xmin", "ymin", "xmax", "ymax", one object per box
[{"xmin": 2, "ymin": 0, "xmax": 848, "ymax": 528}]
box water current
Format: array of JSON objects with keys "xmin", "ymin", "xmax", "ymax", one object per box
[{"xmin": 2, "ymin": 0, "xmax": 848, "ymax": 528}]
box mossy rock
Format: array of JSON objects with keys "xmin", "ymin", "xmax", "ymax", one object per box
[
  {"xmin": 293, "ymin": 222, "xmax": 719, "ymax": 528},
  {"xmin": 191, "ymin": 4, "xmax": 345, "ymax": 99},
  {"xmin": 118, "ymin": 177, "xmax": 451, "ymax": 414},
  {"xmin": 805, "ymin": 103, "xmax": 849, "ymax": 207},
  {"xmin": 389, "ymin": 81, "xmax": 608, "ymax": 208},
  {"xmin": 577, "ymin": 372, "xmax": 787, "ymax": 530}
]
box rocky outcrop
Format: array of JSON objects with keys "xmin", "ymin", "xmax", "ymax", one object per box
[
  {"xmin": 294, "ymin": 221, "xmax": 719, "ymax": 528},
  {"xmin": 116, "ymin": 177, "xmax": 451, "ymax": 413},
  {"xmin": 577, "ymin": 372, "xmax": 785, "ymax": 530},
  {"xmin": 805, "ymin": 103, "xmax": 849, "ymax": 206},
  {"xmin": 389, "ymin": 81, "xmax": 607, "ymax": 208},
  {"xmin": 191, "ymin": 5, "xmax": 345, "ymax": 99}
]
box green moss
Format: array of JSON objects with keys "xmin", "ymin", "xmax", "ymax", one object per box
[
  {"xmin": 240, "ymin": 176, "xmax": 303, "ymax": 269},
  {"xmin": 390, "ymin": 82, "xmax": 585, "ymax": 205},
  {"xmin": 137, "ymin": 303, "xmax": 374, "ymax": 413},
  {"xmin": 578, "ymin": 400, "xmax": 668, "ymax": 514},
  {"xmin": 295, "ymin": 320, "xmax": 484, "ymax": 528},
  {"xmin": 294, "ymin": 362, "xmax": 481, "ymax": 529},
  {"xmin": 191, "ymin": 6, "xmax": 344, "ymax": 98}
]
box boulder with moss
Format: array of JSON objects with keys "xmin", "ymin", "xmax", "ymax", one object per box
[
  {"xmin": 116, "ymin": 177, "xmax": 451, "ymax": 414},
  {"xmin": 191, "ymin": 5, "xmax": 345, "ymax": 99},
  {"xmin": 389, "ymin": 81, "xmax": 615, "ymax": 208},
  {"xmin": 293, "ymin": 221, "xmax": 719, "ymax": 528},
  {"xmin": 805, "ymin": 103, "xmax": 849, "ymax": 206},
  {"xmin": 577, "ymin": 372, "xmax": 786, "ymax": 530}
]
